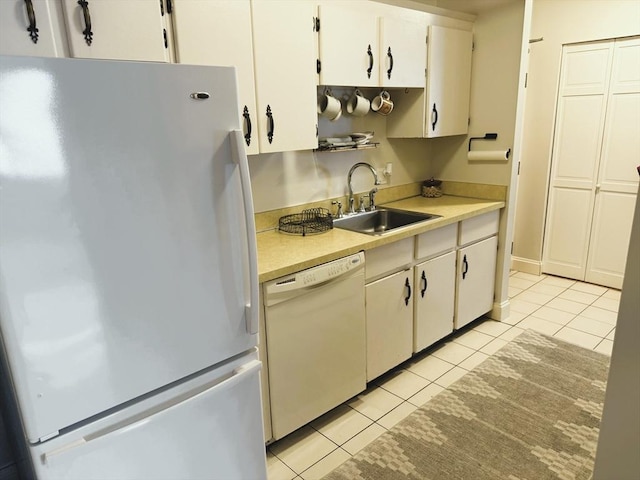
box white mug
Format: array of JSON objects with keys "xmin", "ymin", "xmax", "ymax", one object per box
[
  {"xmin": 371, "ymin": 90, "xmax": 393, "ymax": 116},
  {"xmin": 318, "ymin": 90, "xmax": 342, "ymax": 121},
  {"xmin": 346, "ymin": 89, "xmax": 370, "ymax": 117}
]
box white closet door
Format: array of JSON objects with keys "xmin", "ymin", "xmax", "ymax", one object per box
[
  {"xmin": 542, "ymin": 42, "xmax": 613, "ymax": 279},
  {"xmin": 585, "ymin": 37, "xmax": 640, "ymax": 288}
]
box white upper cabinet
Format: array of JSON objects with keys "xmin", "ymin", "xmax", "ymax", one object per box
[
  {"xmin": 317, "ymin": 4, "xmax": 378, "ymax": 87},
  {"xmin": 426, "ymin": 25, "xmax": 473, "ymax": 137},
  {"xmin": 379, "ymin": 15, "xmax": 426, "ymax": 88},
  {"xmin": 172, "ymin": 0, "xmax": 259, "ymax": 155},
  {"xmin": 61, "ymin": 0, "xmax": 170, "ymax": 61},
  {"xmin": 0, "ymin": 0, "xmax": 63, "ymax": 57},
  {"xmin": 251, "ymin": 0, "xmax": 318, "ymax": 153},
  {"xmin": 387, "ymin": 24, "xmax": 473, "ymax": 138},
  {"xmin": 317, "ymin": 3, "xmax": 426, "ymax": 88}
]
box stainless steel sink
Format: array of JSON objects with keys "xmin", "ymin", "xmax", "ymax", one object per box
[{"xmin": 333, "ymin": 208, "xmax": 440, "ymax": 235}]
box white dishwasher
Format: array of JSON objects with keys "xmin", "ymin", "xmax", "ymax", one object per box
[{"xmin": 264, "ymin": 252, "xmax": 366, "ymax": 440}]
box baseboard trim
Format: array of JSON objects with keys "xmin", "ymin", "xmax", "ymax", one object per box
[
  {"xmin": 511, "ymin": 256, "xmax": 542, "ymax": 275},
  {"xmin": 490, "ymin": 299, "xmax": 510, "ymax": 322}
]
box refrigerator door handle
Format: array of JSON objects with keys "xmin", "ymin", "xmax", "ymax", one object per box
[
  {"xmin": 230, "ymin": 130, "xmax": 259, "ymax": 335},
  {"xmin": 42, "ymin": 360, "xmax": 263, "ymax": 465}
]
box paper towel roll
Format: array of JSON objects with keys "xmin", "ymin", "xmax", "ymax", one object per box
[{"xmin": 467, "ymin": 150, "xmax": 510, "ymax": 161}]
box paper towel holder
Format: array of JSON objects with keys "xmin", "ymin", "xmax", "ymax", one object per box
[{"xmin": 468, "ymin": 132, "xmax": 510, "ymax": 158}]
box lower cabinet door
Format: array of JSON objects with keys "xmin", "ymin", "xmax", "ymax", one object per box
[
  {"xmin": 455, "ymin": 236, "xmax": 498, "ymax": 329},
  {"xmin": 414, "ymin": 251, "xmax": 456, "ymax": 353},
  {"xmin": 366, "ymin": 269, "xmax": 413, "ymax": 382}
]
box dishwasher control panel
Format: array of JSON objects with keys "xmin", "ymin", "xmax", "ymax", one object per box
[{"xmin": 266, "ymin": 252, "xmax": 365, "ymax": 297}]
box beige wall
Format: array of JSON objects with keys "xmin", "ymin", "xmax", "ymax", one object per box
[{"xmin": 512, "ymin": 0, "xmax": 640, "ymax": 271}]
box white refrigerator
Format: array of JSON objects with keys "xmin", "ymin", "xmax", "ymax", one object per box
[{"xmin": 0, "ymin": 56, "xmax": 266, "ymax": 479}]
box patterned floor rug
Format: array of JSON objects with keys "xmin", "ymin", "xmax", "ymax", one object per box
[{"xmin": 323, "ymin": 330, "xmax": 610, "ymax": 480}]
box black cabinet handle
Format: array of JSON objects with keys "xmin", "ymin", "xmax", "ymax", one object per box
[
  {"xmin": 431, "ymin": 103, "xmax": 438, "ymax": 131},
  {"xmin": 366, "ymin": 44, "xmax": 373, "ymax": 79},
  {"xmin": 462, "ymin": 254, "xmax": 469, "ymax": 280},
  {"xmin": 243, "ymin": 106, "xmax": 252, "ymax": 147},
  {"xmin": 404, "ymin": 277, "xmax": 411, "ymax": 306},
  {"xmin": 420, "ymin": 270, "xmax": 428, "ymax": 298},
  {"xmin": 266, "ymin": 105, "xmax": 274, "ymax": 144},
  {"xmin": 24, "ymin": 0, "xmax": 39, "ymax": 43},
  {"xmin": 387, "ymin": 47, "xmax": 394, "ymax": 80},
  {"xmin": 78, "ymin": 0, "xmax": 93, "ymax": 46}
]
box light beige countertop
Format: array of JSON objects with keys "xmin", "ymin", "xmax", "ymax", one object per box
[{"xmin": 257, "ymin": 194, "xmax": 504, "ymax": 283}]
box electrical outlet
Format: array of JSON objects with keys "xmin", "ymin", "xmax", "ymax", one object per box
[{"xmin": 377, "ymin": 168, "xmax": 387, "ymax": 184}]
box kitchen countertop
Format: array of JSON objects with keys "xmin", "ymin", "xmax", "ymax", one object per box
[{"xmin": 257, "ymin": 194, "xmax": 505, "ymax": 283}]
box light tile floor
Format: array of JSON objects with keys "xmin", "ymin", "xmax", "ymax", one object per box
[{"xmin": 266, "ymin": 272, "xmax": 620, "ymax": 480}]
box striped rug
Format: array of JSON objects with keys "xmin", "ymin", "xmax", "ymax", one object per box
[{"xmin": 323, "ymin": 330, "xmax": 610, "ymax": 480}]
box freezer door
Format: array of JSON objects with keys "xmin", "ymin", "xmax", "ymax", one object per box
[
  {"xmin": 30, "ymin": 352, "xmax": 267, "ymax": 480},
  {"xmin": 0, "ymin": 56, "xmax": 257, "ymax": 442}
]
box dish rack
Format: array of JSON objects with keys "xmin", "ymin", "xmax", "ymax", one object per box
[{"xmin": 278, "ymin": 208, "xmax": 333, "ymax": 236}]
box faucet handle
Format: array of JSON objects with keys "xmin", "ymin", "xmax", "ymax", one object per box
[
  {"xmin": 368, "ymin": 188, "xmax": 378, "ymax": 211},
  {"xmin": 358, "ymin": 195, "xmax": 368, "ymax": 213},
  {"xmin": 331, "ymin": 200, "xmax": 343, "ymax": 218}
]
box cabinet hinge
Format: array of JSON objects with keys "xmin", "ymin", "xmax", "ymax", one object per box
[
  {"xmin": 468, "ymin": 117, "xmax": 471, "ymax": 126},
  {"xmin": 525, "ymin": 72, "xmax": 528, "ymax": 88},
  {"xmin": 425, "ymin": 34, "xmax": 428, "ymax": 44},
  {"xmin": 511, "ymin": 242, "xmax": 514, "ymax": 254},
  {"xmin": 313, "ymin": 16, "xmax": 320, "ymax": 32},
  {"xmin": 159, "ymin": 0, "xmax": 164, "ymax": 16},
  {"xmin": 517, "ymin": 161, "xmax": 521, "ymax": 175},
  {"xmin": 163, "ymin": 29, "xmax": 168, "ymax": 48},
  {"xmin": 472, "ymin": 41, "xmax": 475, "ymax": 52},
  {"xmin": 317, "ymin": 59, "xmax": 321, "ymax": 74},
  {"xmin": 166, "ymin": 0, "xmax": 173, "ymax": 14}
]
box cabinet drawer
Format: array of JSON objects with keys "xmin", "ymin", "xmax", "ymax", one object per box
[
  {"xmin": 365, "ymin": 237, "xmax": 413, "ymax": 281},
  {"xmin": 459, "ymin": 210, "xmax": 499, "ymax": 246},
  {"xmin": 415, "ymin": 223, "xmax": 457, "ymax": 260}
]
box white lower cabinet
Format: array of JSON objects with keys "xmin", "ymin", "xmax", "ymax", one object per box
[
  {"xmin": 455, "ymin": 235, "xmax": 498, "ymax": 329},
  {"xmin": 365, "ymin": 269, "xmax": 413, "ymax": 382},
  {"xmin": 414, "ymin": 251, "xmax": 456, "ymax": 352}
]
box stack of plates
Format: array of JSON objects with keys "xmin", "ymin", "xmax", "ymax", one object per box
[{"xmin": 351, "ymin": 131, "xmax": 374, "ymax": 145}]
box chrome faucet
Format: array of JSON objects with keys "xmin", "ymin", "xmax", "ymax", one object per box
[{"xmin": 347, "ymin": 162, "xmax": 381, "ymax": 214}]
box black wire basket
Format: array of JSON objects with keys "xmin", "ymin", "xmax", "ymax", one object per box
[{"xmin": 278, "ymin": 208, "xmax": 333, "ymax": 236}]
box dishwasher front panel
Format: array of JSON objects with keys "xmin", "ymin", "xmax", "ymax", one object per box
[{"xmin": 264, "ymin": 255, "xmax": 366, "ymax": 440}]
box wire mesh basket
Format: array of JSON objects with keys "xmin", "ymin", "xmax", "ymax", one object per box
[{"xmin": 278, "ymin": 208, "xmax": 333, "ymax": 236}]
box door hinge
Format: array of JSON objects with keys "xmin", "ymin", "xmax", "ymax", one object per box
[
  {"xmin": 317, "ymin": 59, "xmax": 321, "ymax": 74},
  {"xmin": 525, "ymin": 72, "xmax": 528, "ymax": 88},
  {"xmin": 313, "ymin": 16, "xmax": 320, "ymax": 32},
  {"xmin": 468, "ymin": 117, "xmax": 471, "ymax": 126},
  {"xmin": 517, "ymin": 161, "xmax": 521, "ymax": 175},
  {"xmin": 163, "ymin": 29, "xmax": 168, "ymax": 48},
  {"xmin": 159, "ymin": 0, "xmax": 164, "ymax": 15},
  {"xmin": 425, "ymin": 34, "xmax": 428, "ymax": 44},
  {"xmin": 166, "ymin": 0, "xmax": 173, "ymax": 14}
]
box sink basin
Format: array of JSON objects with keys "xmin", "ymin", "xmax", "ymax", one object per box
[{"xmin": 333, "ymin": 208, "xmax": 440, "ymax": 235}]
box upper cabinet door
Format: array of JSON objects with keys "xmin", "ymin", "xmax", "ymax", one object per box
[
  {"xmin": 379, "ymin": 15, "xmax": 426, "ymax": 88},
  {"xmin": 426, "ymin": 25, "xmax": 472, "ymax": 137},
  {"xmin": 172, "ymin": 0, "xmax": 259, "ymax": 155},
  {"xmin": 251, "ymin": 0, "xmax": 318, "ymax": 153},
  {"xmin": 0, "ymin": 0, "xmax": 62, "ymax": 57},
  {"xmin": 61, "ymin": 0, "xmax": 169, "ymax": 61},
  {"xmin": 317, "ymin": 4, "xmax": 378, "ymax": 87}
]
